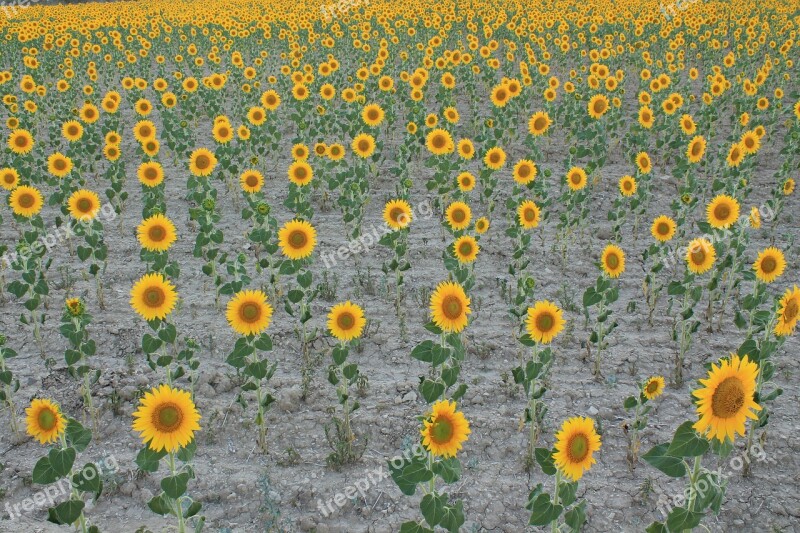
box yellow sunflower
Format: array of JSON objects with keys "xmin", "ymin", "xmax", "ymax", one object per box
[
  {"xmin": 635, "ymin": 152, "xmax": 652, "ymax": 174},
  {"xmin": 328, "ymin": 301, "xmax": 366, "ymax": 342},
  {"xmin": 686, "ymin": 238, "xmax": 716, "ymax": 274},
  {"xmin": 62, "ymin": 121, "xmax": 84, "ymax": 142},
  {"xmin": 619, "ymin": 175, "xmax": 637, "ymax": 196},
  {"xmin": 133, "ymin": 120, "xmax": 156, "ymax": 143},
  {"xmin": 445, "ymin": 201, "xmax": 472, "ymax": 231},
  {"xmin": 753, "ymin": 247, "xmax": 786, "ymax": 284},
  {"xmin": 426, "ymin": 128, "xmax": 454, "ymax": 155},
  {"xmin": 240, "ymin": 169, "xmax": 264, "ymax": 193},
  {"xmin": 692, "ymin": 354, "xmax": 761, "ymax": 443},
  {"xmin": 288, "ymin": 161, "xmax": 313, "ymax": 186},
  {"xmin": 638, "ymin": 106, "xmax": 654, "ymax": 129},
  {"xmin": 9, "ymin": 185, "xmax": 44, "ymax": 217},
  {"xmin": 457, "ymin": 139, "xmax": 475, "ymax": 160},
  {"xmin": 352, "ymin": 133, "xmax": 376, "ymax": 158},
  {"xmin": 783, "ymin": 178, "xmax": 795, "ymax": 196},
  {"xmin": 474, "ymin": 217, "xmax": 490, "ymax": 234},
  {"xmin": 137, "ymin": 214, "xmax": 177, "ymax": 252},
  {"xmin": 642, "ymin": 376, "xmax": 665, "ymax": 400},
  {"xmin": 513, "ymin": 160, "xmax": 537, "ymax": 185},
  {"xmin": 362, "ymin": 103, "xmax": 385, "ymax": 127},
  {"xmin": 726, "ymin": 143, "xmax": 744, "ymax": 167},
  {"xmin": 774, "ymin": 285, "xmax": 799, "ymax": 337},
  {"xmin": 706, "ymin": 194, "xmax": 740, "ymax": 229},
  {"xmin": 566, "ymin": 167, "xmax": 587, "ymax": 191},
  {"xmin": 518, "ymin": 200, "xmax": 540, "ymax": 229},
  {"xmin": 650, "ymin": 215, "xmax": 676, "ymax": 242},
  {"xmin": 740, "ymin": 130, "xmax": 760, "ymax": 155},
  {"xmin": 132, "ymin": 384, "xmax": 201, "ymax": 452},
  {"xmin": 686, "ymin": 135, "xmax": 706, "ymax": 163},
  {"xmin": 429, "ymin": 281, "xmax": 471, "ymax": 333},
  {"xmin": 292, "ymin": 143, "xmax": 309, "ymax": 161},
  {"xmin": 327, "ymin": 143, "xmax": 346, "ymax": 161},
  {"xmin": 483, "ymin": 147, "xmax": 507, "ymax": 170},
  {"xmin": 26, "ymin": 398, "xmax": 66, "ymax": 445},
  {"xmin": 261, "ymin": 89, "xmax": 281, "ymax": 110},
  {"xmin": 525, "ymin": 300, "xmax": 565, "ymax": 344},
  {"xmin": 457, "ymin": 172, "xmax": 476, "ymax": 192},
  {"xmin": 0, "ymin": 167, "xmax": 19, "ymax": 190},
  {"xmin": 420, "ymin": 400, "xmax": 471, "ymax": 458},
  {"xmin": 384, "ymin": 199, "xmax": 413, "ymax": 229},
  {"xmin": 552, "ymin": 416, "xmax": 602, "ymax": 481},
  {"xmin": 528, "ymin": 111, "xmax": 552, "ymax": 136},
  {"xmin": 601, "ymin": 244, "xmax": 625, "ymax": 278},
  {"xmin": 138, "ymin": 162, "xmax": 165, "ymax": 187},
  {"xmin": 189, "ymin": 148, "xmax": 218, "ymax": 177},
  {"xmin": 7, "ymin": 129, "xmax": 34, "ymax": 155},
  {"xmin": 68, "ymin": 189, "xmax": 101, "ymax": 221},
  {"xmin": 226, "ymin": 289, "xmax": 274, "ymax": 336},
  {"xmin": 212, "ymin": 121, "xmax": 234, "ymax": 144},
  {"xmin": 587, "ymin": 94, "xmax": 610, "ymax": 119},
  {"xmin": 47, "ymin": 153, "xmax": 73, "ymax": 178},
  {"xmin": 453, "ymin": 235, "xmax": 479, "ymax": 263},
  {"xmin": 130, "ymin": 273, "xmax": 178, "ymax": 321},
  {"xmin": 278, "ymin": 219, "xmax": 317, "ymax": 260}
]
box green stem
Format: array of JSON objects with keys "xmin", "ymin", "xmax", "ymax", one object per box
[
  {"xmin": 168, "ymin": 450, "xmax": 186, "ymax": 533},
  {"xmin": 551, "ymin": 470, "xmax": 562, "ymax": 533}
]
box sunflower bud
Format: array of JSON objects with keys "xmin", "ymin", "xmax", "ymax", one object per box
[
  {"xmin": 0, "ymin": 334, "xmax": 6, "ymax": 346},
  {"xmin": 681, "ymin": 193, "xmax": 692, "ymax": 204},
  {"xmin": 202, "ymin": 198, "xmax": 216, "ymax": 211},
  {"xmin": 256, "ymin": 202, "xmax": 270, "ymax": 215}
]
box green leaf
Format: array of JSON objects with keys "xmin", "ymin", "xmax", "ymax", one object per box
[
  {"xmin": 534, "ymin": 447, "xmax": 557, "ymax": 475},
  {"xmin": 564, "ymin": 500, "xmax": 587, "ymax": 532},
  {"xmin": 65, "ymin": 418, "xmax": 92, "ymax": 452},
  {"xmin": 148, "ymin": 493, "xmax": 174, "ymax": 516},
  {"xmin": 420, "ymin": 493, "xmax": 445, "ymax": 527},
  {"xmin": 399, "ymin": 522, "xmax": 434, "ymax": 533},
  {"xmin": 558, "ymin": 480, "xmax": 578, "ymax": 507},
  {"xmin": 667, "ymin": 422, "xmax": 709, "ymax": 457},
  {"xmin": 72, "ymin": 463, "xmax": 102, "ymax": 498},
  {"xmin": 32, "ymin": 456, "xmax": 60, "ymax": 484},
  {"xmin": 177, "ymin": 439, "xmax": 197, "ymax": 462},
  {"xmin": 432, "ymin": 457, "xmax": 461, "ymax": 483},
  {"xmin": 136, "ymin": 446, "xmax": 167, "ymax": 473},
  {"xmin": 642, "ymin": 443, "xmax": 687, "ymax": 477},
  {"xmin": 410, "ymin": 340, "xmax": 436, "ymax": 363},
  {"xmin": 49, "ymin": 447, "xmax": 77, "ymax": 477},
  {"xmin": 623, "ymin": 396, "xmax": 638, "ymax": 409},
  {"xmin": 528, "ymin": 492, "xmax": 563, "ymax": 526},
  {"xmin": 161, "ymin": 472, "xmax": 190, "ymax": 499},
  {"xmin": 439, "ymin": 500, "xmax": 465, "ymax": 533},
  {"xmin": 47, "ymin": 499, "xmax": 85, "ymax": 525},
  {"xmin": 645, "ymin": 521, "xmax": 668, "ymax": 533},
  {"xmin": 418, "ymin": 378, "xmax": 445, "ymax": 403},
  {"xmin": 666, "ymin": 507, "xmax": 704, "ymax": 532}
]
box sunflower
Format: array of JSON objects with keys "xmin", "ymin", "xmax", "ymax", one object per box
[
  {"xmin": 384, "ymin": 199, "xmax": 413, "ymax": 229},
  {"xmin": 138, "ymin": 162, "xmax": 165, "ymax": 187},
  {"xmin": 740, "ymin": 130, "xmax": 760, "ymax": 154},
  {"xmin": 0, "ymin": 167, "xmax": 19, "ymax": 190},
  {"xmin": 189, "ymin": 148, "xmax": 217, "ymax": 177},
  {"xmin": 587, "ymin": 94, "xmax": 610, "ymax": 119},
  {"xmin": 247, "ymin": 106, "xmax": 267, "ymax": 126},
  {"xmin": 261, "ymin": 90, "xmax": 280, "ymax": 110},
  {"xmin": 137, "ymin": 214, "xmax": 177, "ymax": 252},
  {"xmin": 25, "ymin": 398, "xmax": 66, "ymax": 445},
  {"xmin": 635, "ymin": 152, "xmax": 651, "ymax": 174},
  {"xmin": 679, "ymin": 114, "xmax": 696, "ymax": 135},
  {"xmin": 456, "ymin": 139, "xmax": 475, "ymax": 159},
  {"xmin": 686, "ymin": 238, "xmax": 716, "ymax": 274},
  {"xmin": 420, "ymin": 400, "xmax": 470, "ymax": 458},
  {"xmin": 490, "ymin": 84, "xmax": 510, "ymax": 107},
  {"xmin": 552, "ymin": 416, "xmax": 602, "ymax": 481},
  {"xmin": 288, "ymin": 161, "xmax": 313, "ymax": 186},
  {"xmin": 706, "ymin": 194, "xmax": 740, "ymax": 229},
  {"xmin": 79, "ymin": 103, "xmax": 99, "ymax": 123},
  {"xmin": 362, "ymin": 103, "xmax": 385, "ymax": 127},
  {"xmin": 130, "ymin": 273, "xmax": 178, "ymax": 321},
  {"xmin": 642, "ymin": 376, "xmax": 665, "ymax": 400},
  {"xmin": 9, "ymin": 185, "xmax": 43, "ymax": 217},
  {"xmin": 686, "ymin": 135, "xmax": 706, "ymax": 163},
  {"xmin": 429, "ymin": 281, "xmax": 471, "ymax": 333},
  {"xmin": 618, "ymin": 175, "xmax": 637, "ymax": 196},
  {"xmin": 483, "ymin": 147, "xmax": 506, "ymax": 170},
  {"xmin": 68, "ymin": 189, "xmax": 101, "ymax": 220},
  {"xmin": 326, "ymin": 143, "xmax": 345, "ymax": 161},
  {"xmin": 445, "ymin": 201, "xmax": 471, "ymax": 231},
  {"xmin": 63, "ymin": 120, "xmax": 84, "ymax": 142},
  {"xmin": 566, "ymin": 167, "xmax": 587, "ymax": 191},
  {"xmin": 638, "ymin": 106, "xmax": 654, "ymax": 128},
  {"xmin": 426, "ymin": 128, "xmax": 454, "ymax": 155},
  {"xmin": 601, "ymin": 244, "xmax": 625, "ymax": 278},
  {"xmin": 753, "ymin": 247, "xmax": 786, "ymax": 284},
  {"xmin": 475, "ymin": 217, "xmax": 490, "ymax": 234},
  {"xmin": 352, "ymin": 133, "xmax": 376, "ymax": 158},
  {"xmin": 132, "ymin": 384, "xmax": 201, "ymax": 452},
  {"xmin": 528, "ymin": 111, "xmax": 552, "ymax": 136},
  {"xmin": 457, "ymin": 172, "xmax": 476, "ymax": 192},
  {"xmin": 47, "ymin": 152, "xmax": 73, "ymax": 178},
  {"xmin": 133, "ymin": 120, "xmax": 156, "ymax": 143},
  {"xmin": 517, "ymin": 200, "xmax": 541, "ymax": 229},
  {"xmin": 226, "ymin": 289, "xmax": 274, "ymax": 336},
  {"xmin": 7, "ymin": 129, "xmax": 34, "ymax": 155},
  {"xmin": 525, "ymin": 300, "xmax": 565, "ymax": 344},
  {"xmin": 693, "ymin": 354, "xmax": 761, "ymax": 443},
  {"xmin": 513, "ymin": 159, "xmax": 537, "ymax": 185},
  {"xmin": 774, "ymin": 286, "xmax": 799, "ymax": 336},
  {"xmin": 453, "ymin": 235, "xmax": 479, "ymax": 263},
  {"xmin": 749, "ymin": 207, "xmax": 761, "ymax": 229},
  {"xmin": 783, "ymin": 178, "xmax": 795, "ymax": 196},
  {"xmin": 240, "ymin": 169, "xmax": 264, "ymax": 193},
  {"xmin": 328, "ymin": 301, "xmax": 366, "ymax": 341},
  {"xmin": 651, "ymin": 215, "xmax": 676, "ymax": 242},
  {"xmin": 212, "ymin": 121, "xmax": 234, "ymax": 144},
  {"xmin": 292, "ymin": 143, "xmax": 309, "ymax": 161},
  {"xmin": 726, "ymin": 143, "xmax": 744, "ymax": 167},
  {"xmin": 278, "ymin": 219, "xmax": 317, "ymax": 260}
]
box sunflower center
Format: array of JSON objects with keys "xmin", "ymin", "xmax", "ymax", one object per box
[
  {"xmin": 148, "ymin": 225, "xmax": 166, "ymax": 242},
  {"xmin": 18, "ymin": 193, "xmax": 35, "ymax": 208},
  {"xmin": 245, "ymin": 175, "xmax": 259, "ymax": 187},
  {"xmin": 218, "ymin": 127, "xmax": 230, "ymax": 138},
  {"xmin": 657, "ymin": 222, "xmax": 670, "ymax": 235},
  {"xmin": 77, "ymin": 198, "xmax": 93, "ymax": 213},
  {"xmin": 4, "ymin": 173, "xmax": 16, "ymax": 184},
  {"xmin": 458, "ymin": 242, "xmax": 473, "ymax": 256},
  {"xmin": 367, "ymin": 109, "xmax": 378, "ymax": 120},
  {"xmin": 239, "ymin": 302, "xmax": 262, "ymax": 323},
  {"xmin": 289, "ymin": 229, "xmax": 307, "ymax": 249},
  {"xmin": 567, "ymin": 433, "xmax": 590, "ymax": 462},
  {"xmin": 744, "ymin": 137, "xmax": 754, "ymax": 149},
  {"xmin": 294, "ymin": 167, "xmax": 308, "ymax": 180},
  {"xmin": 358, "ymin": 139, "xmax": 370, "ymax": 152},
  {"xmin": 690, "ymin": 247, "xmax": 706, "ymax": 265},
  {"xmin": 195, "ymin": 155, "xmax": 210, "ymax": 170},
  {"xmin": 713, "ymin": 203, "xmax": 731, "ymax": 221},
  {"xmin": 489, "ymin": 152, "xmax": 500, "ymax": 163},
  {"xmin": 570, "ymin": 173, "xmax": 582, "ymax": 185},
  {"xmin": 523, "ymin": 208, "xmax": 536, "ymax": 222},
  {"xmin": 139, "ymin": 126, "xmax": 152, "ymax": 137},
  {"xmin": 518, "ymin": 165, "xmax": 531, "ymax": 178},
  {"xmin": 645, "ymin": 381, "xmax": 659, "ymax": 394},
  {"xmin": 153, "ymin": 403, "xmax": 183, "ymax": 432},
  {"xmin": 785, "ymin": 300, "xmax": 798, "ymax": 322},
  {"xmin": 691, "ymin": 141, "xmax": 702, "ymax": 156},
  {"xmin": 432, "ymin": 134, "xmax": 446, "ymax": 149},
  {"xmin": 451, "ymin": 209, "xmax": 466, "ymax": 223},
  {"xmin": 145, "ymin": 168, "xmax": 158, "ymax": 180},
  {"xmin": 143, "ymin": 286, "xmax": 166, "ymax": 308},
  {"xmin": 389, "ymin": 207, "xmax": 405, "ymax": 223},
  {"xmin": 337, "ymin": 311, "xmax": 355, "ymax": 330},
  {"xmin": 593, "ymin": 100, "xmax": 606, "ymax": 113},
  {"xmin": 430, "ymin": 416, "xmax": 453, "ymax": 444},
  {"xmin": 534, "ymin": 117, "xmax": 547, "ymax": 130},
  {"xmin": 760, "ymin": 256, "xmax": 777, "ymax": 274},
  {"xmin": 441, "ymin": 295, "xmax": 463, "ymax": 320},
  {"xmin": 711, "ymin": 377, "xmax": 745, "ymax": 419},
  {"xmin": 606, "ymin": 253, "xmax": 620, "ymax": 269},
  {"xmin": 14, "ymin": 135, "xmax": 28, "ymax": 148},
  {"xmin": 38, "ymin": 408, "xmax": 57, "ymax": 431},
  {"xmin": 623, "ymin": 181, "xmax": 632, "ymax": 191},
  {"xmin": 536, "ymin": 312, "xmax": 555, "ymax": 332},
  {"xmin": 54, "ymin": 158, "xmax": 67, "ymax": 171}
]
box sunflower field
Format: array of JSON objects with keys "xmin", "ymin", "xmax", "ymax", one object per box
[{"xmin": 0, "ymin": 0, "xmax": 798, "ymax": 531}]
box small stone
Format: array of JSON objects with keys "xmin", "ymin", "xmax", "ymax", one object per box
[
  {"xmin": 587, "ymin": 405, "xmax": 599, "ymax": 416},
  {"xmin": 402, "ymin": 391, "xmax": 416, "ymax": 403}
]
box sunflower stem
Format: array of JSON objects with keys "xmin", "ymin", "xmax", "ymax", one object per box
[
  {"xmin": 168, "ymin": 450, "xmax": 186, "ymax": 533},
  {"xmin": 685, "ymin": 455, "xmax": 703, "ymax": 524},
  {"xmin": 551, "ymin": 470, "xmax": 562, "ymax": 533}
]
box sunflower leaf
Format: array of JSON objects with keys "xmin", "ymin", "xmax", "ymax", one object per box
[
  {"xmin": 667, "ymin": 422, "xmax": 709, "ymax": 457},
  {"xmin": 410, "ymin": 340, "xmax": 436, "ymax": 363},
  {"xmin": 420, "ymin": 493, "xmax": 445, "ymax": 527},
  {"xmin": 48, "ymin": 447, "xmax": 76, "ymax": 478},
  {"xmin": 534, "ymin": 447, "xmax": 557, "ymax": 476},
  {"xmin": 46, "ymin": 499, "xmax": 85, "ymax": 525},
  {"xmin": 642, "ymin": 443, "xmax": 686, "ymax": 477},
  {"xmin": 665, "ymin": 507, "xmax": 704, "ymax": 532},
  {"xmin": 136, "ymin": 446, "xmax": 167, "ymax": 473},
  {"xmin": 65, "ymin": 418, "xmax": 92, "ymax": 452},
  {"xmin": 528, "ymin": 492, "xmax": 563, "ymax": 526}
]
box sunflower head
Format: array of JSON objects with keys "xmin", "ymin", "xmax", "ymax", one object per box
[
  {"xmin": 137, "ymin": 214, "xmax": 177, "ymax": 252},
  {"xmin": 9, "ymin": 185, "xmax": 44, "ymax": 218},
  {"xmin": 352, "ymin": 133, "xmax": 376, "ymax": 158},
  {"xmin": 774, "ymin": 285, "xmax": 800, "ymax": 337},
  {"xmin": 553, "ymin": 416, "xmax": 602, "ymax": 481},
  {"xmin": 421, "ymin": 400, "xmax": 471, "ymax": 458},
  {"xmin": 650, "ymin": 215, "xmax": 676, "ymax": 242},
  {"xmin": 517, "ymin": 200, "xmax": 540, "ymax": 229},
  {"xmin": 525, "ymin": 300, "xmax": 565, "ymax": 344},
  {"xmin": 601, "ymin": 244, "xmax": 625, "ymax": 278},
  {"xmin": 566, "ymin": 167, "xmax": 587, "ymax": 191},
  {"xmin": 26, "ymin": 398, "xmax": 66, "ymax": 445},
  {"xmin": 383, "ymin": 199, "xmax": 413, "ymax": 230},
  {"xmin": 513, "ymin": 160, "xmax": 537, "ymax": 185},
  {"xmin": 430, "ymin": 281, "xmax": 471, "ymax": 333},
  {"xmin": 189, "ymin": 148, "xmax": 218, "ymax": 177},
  {"xmin": 426, "ymin": 128, "xmax": 454, "ymax": 156},
  {"xmin": 453, "ymin": 235, "xmax": 479, "ymax": 263},
  {"xmin": 642, "ymin": 376, "xmax": 665, "ymax": 401},
  {"xmin": 65, "ymin": 297, "xmax": 85, "ymax": 317},
  {"xmin": 67, "ymin": 189, "xmax": 101, "ymax": 221},
  {"xmin": 686, "ymin": 238, "xmax": 716, "ymax": 274},
  {"xmin": 226, "ymin": 290, "xmax": 274, "ymax": 337},
  {"xmin": 132, "ymin": 384, "xmax": 201, "ymax": 452},
  {"xmin": 445, "ymin": 201, "xmax": 472, "ymax": 231},
  {"xmin": 753, "ymin": 247, "xmax": 786, "ymax": 284},
  {"xmin": 619, "ymin": 175, "xmax": 637, "ymax": 196},
  {"xmin": 706, "ymin": 194, "xmax": 740, "ymax": 229},
  {"xmin": 328, "ymin": 301, "xmax": 366, "ymax": 342},
  {"xmin": 278, "ymin": 219, "xmax": 317, "ymax": 260},
  {"xmin": 130, "ymin": 273, "xmax": 178, "ymax": 321}
]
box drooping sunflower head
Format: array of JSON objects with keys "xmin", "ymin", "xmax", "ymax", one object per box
[
  {"xmin": 642, "ymin": 376, "xmax": 665, "ymax": 400},
  {"xmin": 429, "ymin": 280, "xmax": 471, "ymax": 333},
  {"xmin": 706, "ymin": 194, "xmax": 740, "ymax": 229},
  {"xmin": 528, "ymin": 111, "xmax": 552, "ymax": 136},
  {"xmin": 137, "ymin": 214, "xmax": 177, "ymax": 252},
  {"xmin": 513, "ymin": 159, "xmax": 537, "ymax": 185},
  {"xmin": 587, "ymin": 94, "xmax": 609, "ymax": 119},
  {"xmin": 774, "ymin": 285, "xmax": 800, "ymax": 337},
  {"xmin": 618, "ymin": 175, "xmax": 637, "ymax": 196},
  {"xmin": 686, "ymin": 238, "xmax": 716, "ymax": 274},
  {"xmin": 517, "ymin": 200, "xmax": 540, "ymax": 229},
  {"xmin": 525, "ymin": 300, "xmax": 565, "ymax": 344},
  {"xmin": 566, "ymin": 167, "xmax": 588, "ymax": 191},
  {"xmin": 453, "ymin": 235, "xmax": 479, "ymax": 263},
  {"xmin": 130, "ymin": 272, "xmax": 178, "ymax": 321},
  {"xmin": 7, "ymin": 129, "xmax": 34, "ymax": 155},
  {"xmin": 327, "ymin": 301, "xmax": 366, "ymax": 342},
  {"xmin": 226, "ymin": 289, "xmax": 274, "ymax": 337},
  {"xmin": 749, "ymin": 207, "xmax": 761, "ymax": 229},
  {"xmin": 189, "ymin": 148, "xmax": 218, "ymax": 177},
  {"xmin": 67, "ymin": 189, "xmax": 101, "ymax": 221},
  {"xmin": 421, "ymin": 399, "xmax": 471, "ymax": 458},
  {"xmin": 278, "ymin": 219, "xmax": 317, "ymax": 260},
  {"xmin": 726, "ymin": 142, "xmax": 744, "ymax": 167},
  {"xmin": 288, "ymin": 160, "xmax": 313, "ymax": 186},
  {"xmin": 9, "ymin": 185, "xmax": 44, "ymax": 218},
  {"xmin": 692, "ymin": 354, "xmax": 761, "ymax": 443},
  {"xmin": 26, "ymin": 398, "xmax": 66, "ymax": 445},
  {"xmin": 601, "ymin": 244, "xmax": 625, "ymax": 278},
  {"xmin": 426, "ymin": 128, "xmax": 454, "ymax": 156},
  {"xmin": 132, "ymin": 384, "xmax": 201, "ymax": 452},
  {"xmin": 783, "ymin": 178, "xmax": 795, "ymax": 196},
  {"xmin": 65, "ymin": 297, "xmax": 85, "ymax": 317},
  {"xmin": 553, "ymin": 416, "xmax": 602, "ymax": 482},
  {"xmin": 383, "ymin": 199, "xmax": 413, "ymax": 230},
  {"xmin": 635, "ymin": 152, "xmax": 651, "ymax": 174},
  {"xmin": 352, "ymin": 132, "xmax": 376, "ymax": 158},
  {"xmin": 753, "ymin": 247, "xmax": 786, "ymax": 284},
  {"xmin": 651, "ymin": 215, "xmax": 676, "ymax": 242},
  {"xmin": 445, "ymin": 201, "xmax": 472, "ymax": 231}
]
